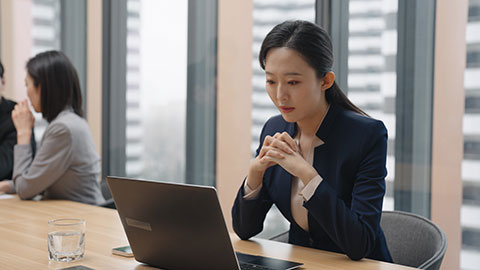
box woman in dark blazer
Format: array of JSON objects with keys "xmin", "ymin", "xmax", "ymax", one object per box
[{"xmin": 232, "ymin": 20, "xmax": 392, "ymax": 262}]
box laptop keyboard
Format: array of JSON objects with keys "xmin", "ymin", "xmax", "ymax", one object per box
[
  {"xmin": 236, "ymin": 251, "xmax": 302, "ymax": 270},
  {"xmin": 239, "ymin": 262, "xmax": 275, "ymax": 270}
]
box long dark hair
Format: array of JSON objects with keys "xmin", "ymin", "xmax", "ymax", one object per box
[
  {"xmin": 26, "ymin": 50, "xmax": 83, "ymax": 122},
  {"xmin": 259, "ymin": 20, "xmax": 367, "ymax": 116}
]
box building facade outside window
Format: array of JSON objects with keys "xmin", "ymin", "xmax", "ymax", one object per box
[
  {"xmin": 461, "ymin": 0, "xmax": 480, "ymax": 268},
  {"xmin": 347, "ymin": 0, "xmax": 397, "ymax": 211},
  {"xmin": 104, "ymin": 0, "xmax": 216, "ymax": 188},
  {"xmin": 124, "ymin": 0, "xmax": 188, "ymax": 181}
]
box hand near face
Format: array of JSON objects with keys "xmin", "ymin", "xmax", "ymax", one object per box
[{"xmin": 11, "ymin": 100, "xmax": 34, "ymax": 145}]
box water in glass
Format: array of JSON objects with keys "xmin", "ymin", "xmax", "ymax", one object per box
[{"xmin": 48, "ymin": 230, "xmax": 85, "ymax": 262}]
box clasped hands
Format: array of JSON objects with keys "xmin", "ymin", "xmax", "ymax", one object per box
[{"xmin": 249, "ymin": 132, "xmax": 318, "ymax": 187}]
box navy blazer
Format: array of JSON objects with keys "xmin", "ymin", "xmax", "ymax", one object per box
[
  {"xmin": 232, "ymin": 104, "xmax": 392, "ymax": 262},
  {"xmin": 0, "ymin": 97, "xmax": 17, "ymax": 180}
]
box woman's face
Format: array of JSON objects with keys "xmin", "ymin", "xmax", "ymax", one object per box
[
  {"xmin": 25, "ymin": 73, "xmax": 41, "ymax": 112},
  {"xmin": 264, "ymin": 47, "xmax": 326, "ymax": 123}
]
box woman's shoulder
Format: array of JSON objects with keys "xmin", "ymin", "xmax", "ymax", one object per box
[
  {"xmin": 337, "ymin": 109, "xmax": 387, "ymax": 135},
  {"xmin": 46, "ymin": 110, "xmax": 88, "ymax": 136}
]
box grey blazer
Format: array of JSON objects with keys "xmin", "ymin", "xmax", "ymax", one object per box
[{"xmin": 12, "ymin": 109, "xmax": 105, "ymax": 205}]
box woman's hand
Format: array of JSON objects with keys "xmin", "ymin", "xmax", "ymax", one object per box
[
  {"xmin": 254, "ymin": 132, "xmax": 298, "ymax": 171},
  {"xmin": 259, "ymin": 132, "xmax": 318, "ymax": 185},
  {"xmin": 264, "ymin": 147, "xmax": 318, "ymax": 185},
  {"xmin": 11, "ymin": 100, "xmax": 35, "ymax": 145},
  {"xmin": 0, "ymin": 181, "xmax": 11, "ymax": 193},
  {"xmin": 247, "ymin": 132, "xmax": 298, "ymax": 189}
]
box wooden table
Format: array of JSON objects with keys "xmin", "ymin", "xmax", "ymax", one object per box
[{"xmin": 0, "ymin": 196, "xmax": 414, "ymax": 269}]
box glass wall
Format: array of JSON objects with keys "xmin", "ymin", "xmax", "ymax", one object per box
[
  {"xmin": 30, "ymin": 0, "xmax": 86, "ymax": 144},
  {"xmin": 123, "ymin": 0, "xmax": 188, "ymax": 181},
  {"xmin": 103, "ymin": 0, "xmax": 216, "ymax": 187},
  {"xmin": 250, "ymin": 0, "xmax": 316, "ymax": 239},
  {"xmin": 31, "ymin": 0, "xmax": 61, "ymax": 143},
  {"xmin": 347, "ymin": 0, "xmax": 397, "ymax": 211},
  {"xmin": 32, "ymin": 0, "xmax": 61, "ymax": 55},
  {"xmin": 461, "ymin": 0, "xmax": 480, "ymax": 269}
]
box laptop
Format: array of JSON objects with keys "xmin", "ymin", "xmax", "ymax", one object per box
[{"xmin": 106, "ymin": 176, "xmax": 303, "ymax": 270}]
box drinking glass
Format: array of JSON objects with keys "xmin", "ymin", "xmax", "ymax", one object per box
[{"xmin": 47, "ymin": 218, "xmax": 85, "ymax": 262}]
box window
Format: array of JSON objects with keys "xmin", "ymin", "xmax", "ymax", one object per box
[
  {"xmin": 250, "ymin": 0, "xmax": 316, "ymax": 239},
  {"xmin": 104, "ymin": 0, "xmax": 188, "ymax": 181},
  {"xmin": 31, "ymin": 0, "xmax": 61, "ymax": 142},
  {"xmin": 345, "ymin": 0, "xmax": 435, "ymax": 219},
  {"xmin": 461, "ymin": 0, "xmax": 480, "ymax": 268},
  {"xmin": 125, "ymin": 0, "xmax": 189, "ymax": 180},
  {"xmin": 347, "ymin": 0, "xmax": 398, "ymax": 211},
  {"xmin": 32, "ymin": 0, "xmax": 61, "ymax": 56},
  {"xmin": 30, "ymin": 0, "xmax": 86, "ymax": 143},
  {"xmin": 103, "ymin": 0, "xmax": 217, "ymax": 186}
]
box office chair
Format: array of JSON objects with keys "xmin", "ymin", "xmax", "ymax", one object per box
[
  {"xmin": 381, "ymin": 210, "xmax": 447, "ymax": 270},
  {"xmin": 99, "ymin": 178, "xmax": 116, "ymax": 209},
  {"xmin": 269, "ymin": 210, "xmax": 447, "ymax": 270}
]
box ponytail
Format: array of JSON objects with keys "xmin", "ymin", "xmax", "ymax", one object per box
[{"xmin": 325, "ymin": 82, "xmax": 368, "ymax": 116}]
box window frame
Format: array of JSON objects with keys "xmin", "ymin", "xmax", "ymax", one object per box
[
  {"xmin": 60, "ymin": 0, "xmax": 87, "ymax": 117},
  {"xmin": 102, "ymin": 0, "xmax": 128, "ymax": 179},
  {"xmin": 185, "ymin": 0, "xmax": 218, "ymax": 186}
]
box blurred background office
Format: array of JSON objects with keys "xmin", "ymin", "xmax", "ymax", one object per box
[{"xmin": 0, "ymin": 0, "xmax": 477, "ymax": 269}]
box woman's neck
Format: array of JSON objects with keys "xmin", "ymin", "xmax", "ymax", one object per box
[{"xmin": 297, "ymin": 102, "xmax": 330, "ymax": 139}]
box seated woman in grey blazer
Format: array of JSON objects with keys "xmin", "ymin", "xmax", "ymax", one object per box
[{"xmin": 0, "ymin": 51, "xmax": 105, "ymax": 205}]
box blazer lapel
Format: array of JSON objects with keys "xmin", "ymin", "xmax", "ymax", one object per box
[{"xmin": 315, "ymin": 103, "xmax": 340, "ymax": 143}]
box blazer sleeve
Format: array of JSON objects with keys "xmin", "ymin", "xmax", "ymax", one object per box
[
  {"xmin": 232, "ymin": 179, "xmax": 273, "ymax": 240},
  {"xmin": 13, "ymin": 123, "xmax": 73, "ymax": 200},
  {"xmin": 304, "ymin": 121, "xmax": 387, "ymax": 260},
  {"xmin": 0, "ymin": 127, "xmax": 16, "ymax": 180},
  {"xmin": 232, "ymin": 120, "xmax": 274, "ymax": 240}
]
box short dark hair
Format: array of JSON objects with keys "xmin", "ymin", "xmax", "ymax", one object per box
[
  {"xmin": 26, "ymin": 51, "xmax": 84, "ymax": 122},
  {"xmin": 0, "ymin": 60, "xmax": 4, "ymax": 79},
  {"xmin": 259, "ymin": 20, "xmax": 367, "ymax": 116}
]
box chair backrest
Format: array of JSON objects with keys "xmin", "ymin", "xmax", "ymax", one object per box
[
  {"xmin": 381, "ymin": 211, "xmax": 447, "ymax": 270},
  {"xmin": 99, "ymin": 178, "xmax": 116, "ymax": 209}
]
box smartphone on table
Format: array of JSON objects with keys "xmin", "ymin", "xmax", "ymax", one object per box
[{"xmin": 112, "ymin": 245, "xmax": 134, "ymax": 257}]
